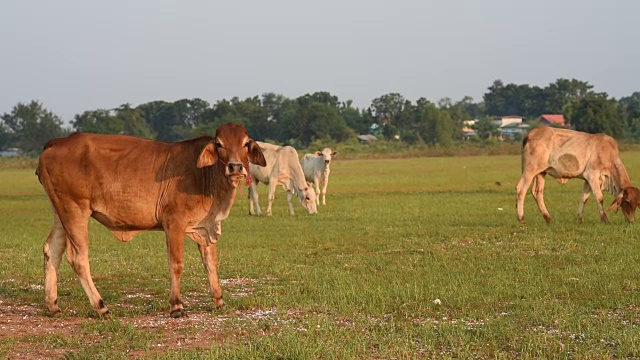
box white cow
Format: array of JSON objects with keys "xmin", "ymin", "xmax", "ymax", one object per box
[
  {"xmin": 249, "ymin": 142, "xmax": 318, "ymax": 216},
  {"xmin": 301, "ymin": 147, "xmax": 337, "ymax": 205}
]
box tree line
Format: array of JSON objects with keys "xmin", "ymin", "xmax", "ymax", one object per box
[{"xmin": 1, "ymin": 78, "xmax": 639, "ymax": 156}]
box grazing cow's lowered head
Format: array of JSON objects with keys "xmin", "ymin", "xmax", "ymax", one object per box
[
  {"xmin": 199, "ymin": 123, "xmax": 267, "ymax": 187},
  {"xmin": 608, "ymin": 186, "xmax": 640, "ymax": 222}
]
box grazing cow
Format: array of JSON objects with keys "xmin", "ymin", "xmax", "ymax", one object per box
[
  {"xmin": 248, "ymin": 142, "xmax": 317, "ymax": 216},
  {"xmin": 300, "ymin": 147, "xmax": 337, "ymax": 206},
  {"xmin": 36, "ymin": 123, "xmax": 266, "ymax": 318},
  {"xmin": 516, "ymin": 126, "xmax": 640, "ymax": 224}
]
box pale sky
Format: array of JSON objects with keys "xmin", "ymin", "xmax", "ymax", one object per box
[{"xmin": 1, "ymin": 0, "xmax": 638, "ymax": 122}]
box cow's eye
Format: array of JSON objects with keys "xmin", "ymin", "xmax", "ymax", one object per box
[{"xmin": 215, "ymin": 141, "xmax": 222, "ymax": 148}]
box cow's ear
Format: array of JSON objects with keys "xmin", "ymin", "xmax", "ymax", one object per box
[
  {"xmin": 197, "ymin": 142, "xmax": 218, "ymax": 168},
  {"xmin": 316, "ymin": 151, "xmax": 322, "ymax": 156},
  {"xmin": 331, "ymin": 151, "xmax": 337, "ymax": 156},
  {"xmin": 247, "ymin": 140, "xmax": 267, "ymax": 167},
  {"xmin": 608, "ymin": 192, "xmax": 624, "ymax": 213}
]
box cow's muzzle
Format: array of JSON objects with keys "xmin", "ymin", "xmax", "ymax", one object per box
[
  {"xmin": 225, "ymin": 162, "xmax": 246, "ymax": 187},
  {"xmin": 227, "ymin": 162, "xmax": 244, "ymax": 173}
]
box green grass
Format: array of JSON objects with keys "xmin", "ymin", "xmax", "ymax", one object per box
[{"xmin": 1, "ymin": 153, "xmax": 640, "ymax": 358}]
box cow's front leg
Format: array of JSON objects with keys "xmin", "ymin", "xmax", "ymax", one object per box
[
  {"xmin": 248, "ymin": 181, "xmax": 262, "ymax": 216},
  {"xmin": 314, "ymin": 179, "xmax": 321, "ymax": 206},
  {"xmin": 576, "ymin": 181, "xmax": 591, "ymax": 223},
  {"xmin": 321, "ymin": 175, "xmax": 330, "ymax": 206},
  {"xmin": 286, "ymin": 190, "xmax": 296, "ymax": 216},
  {"xmin": 587, "ymin": 178, "xmax": 609, "ymax": 223},
  {"xmin": 198, "ymin": 243, "xmax": 224, "ymax": 309},
  {"xmin": 266, "ymin": 182, "xmax": 277, "ymax": 216},
  {"xmin": 165, "ymin": 228, "xmax": 186, "ymax": 318}
]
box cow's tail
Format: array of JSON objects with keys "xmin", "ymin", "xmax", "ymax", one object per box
[{"xmin": 520, "ymin": 134, "xmax": 530, "ymax": 174}]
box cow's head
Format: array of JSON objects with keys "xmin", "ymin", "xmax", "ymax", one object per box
[
  {"xmin": 197, "ymin": 123, "xmax": 267, "ymax": 187},
  {"xmin": 608, "ymin": 186, "xmax": 640, "ymax": 222},
  {"xmin": 316, "ymin": 148, "xmax": 337, "ymax": 167},
  {"xmin": 297, "ymin": 186, "xmax": 318, "ymax": 214}
]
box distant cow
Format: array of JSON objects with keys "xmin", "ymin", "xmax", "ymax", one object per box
[
  {"xmin": 301, "ymin": 148, "xmax": 337, "ymax": 206},
  {"xmin": 516, "ymin": 126, "xmax": 640, "ymax": 224},
  {"xmin": 36, "ymin": 123, "xmax": 266, "ymax": 318},
  {"xmin": 248, "ymin": 142, "xmax": 317, "ymax": 216}
]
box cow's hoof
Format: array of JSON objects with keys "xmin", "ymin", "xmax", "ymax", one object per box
[
  {"xmin": 170, "ymin": 309, "xmax": 185, "ymax": 318},
  {"xmin": 48, "ymin": 309, "xmax": 62, "ymax": 318},
  {"xmin": 215, "ymin": 298, "xmax": 225, "ymax": 309}
]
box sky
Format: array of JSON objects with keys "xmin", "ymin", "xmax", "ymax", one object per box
[{"xmin": 1, "ymin": 0, "xmax": 639, "ymax": 122}]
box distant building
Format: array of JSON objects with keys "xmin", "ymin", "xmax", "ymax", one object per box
[
  {"xmin": 462, "ymin": 119, "xmax": 478, "ymax": 139},
  {"xmin": 493, "ymin": 115, "xmax": 524, "ymax": 127},
  {"xmin": 357, "ymin": 134, "xmax": 378, "ymax": 143},
  {"xmin": 0, "ymin": 148, "xmax": 22, "ymax": 157},
  {"xmin": 536, "ymin": 114, "xmax": 567, "ymax": 128},
  {"xmin": 499, "ymin": 122, "xmax": 530, "ymax": 138}
]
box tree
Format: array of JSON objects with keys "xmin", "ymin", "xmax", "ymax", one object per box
[
  {"xmin": 438, "ymin": 97, "xmax": 470, "ymax": 141},
  {"xmin": 340, "ymin": 104, "xmax": 370, "ymax": 135},
  {"xmin": 473, "ymin": 116, "xmax": 500, "ymax": 141},
  {"xmin": 72, "ymin": 109, "xmax": 123, "ymax": 134},
  {"xmin": 0, "ymin": 121, "xmax": 11, "ymax": 150},
  {"xmin": 545, "ymin": 78, "xmax": 594, "ymax": 115},
  {"xmin": 1, "ymin": 101, "xmax": 67, "ymax": 154},
  {"xmin": 113, "ymin": 104, "xmax": 155, "ymax": 138},
  {"xmin": 369, "ymin": 93, "xmax": 406, "ymax": 139},
  {"xmin": 619, "ymin": 92, "xmax": 640, "ymax": 139},
  {"xmin": 459, "ymin": 96, "xmax": 485, "ymax": 119},
  {"xmin": 483, "ymin": 80, "xmax": 507, "ymax": 116},
  {"xmin": 570, "ymin": 93, "xmax": 624, "ymax": 138}
]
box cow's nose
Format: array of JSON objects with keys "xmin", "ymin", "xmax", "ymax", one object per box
[
  {"xmin": 324, "ymin": 160, "xmax": 330, "ymax": 164},
  {"xmin": 228, "ymin": 162, "xmax": 243, "ymax": 173}
]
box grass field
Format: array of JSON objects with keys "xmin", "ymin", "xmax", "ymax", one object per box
[{"xmin": 1, "ymin": 153, "xmax": 639, "ymax": 359}]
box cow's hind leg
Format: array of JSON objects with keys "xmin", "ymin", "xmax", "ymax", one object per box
[
  {"xmin": 531, "ymin": 174, "xmax": 552, "ymax": 223},
  {"xmin": 320, "ymin": 176, "xmax": 329, "ymax": 206},
  {"xmin": 43, "ymin": 210, "xmax": 68, "ymax": 316},
  {"xmin": 198, "ymin": 243, "xmax": 225, "ymax": 309},
  {"xmin": 576, "ymin": 181, "xmax": 591, "ymax": 223},
  {"xmin": 516, "ymin": 171, "xmax": 537, "ymax": 224},
  {"xmin": 60, "ymin": 208, "xmax": 109, "ymax": 318}
]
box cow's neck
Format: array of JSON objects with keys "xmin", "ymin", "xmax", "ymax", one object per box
[
  {"xmin": 290, "ymin": 171, "xmax": 308, "ymax": 192},
  {"xmin": 191, "ymin": 164, "xmax": 238, "ymax": 244},
  {"xmin": 613, "ymin": 159, "xmax": 634, "ymax": 189}
]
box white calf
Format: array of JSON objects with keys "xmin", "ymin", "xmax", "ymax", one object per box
[{"xmin": 301, "ymin": 147, "xmax": 337, "ymax": 205}]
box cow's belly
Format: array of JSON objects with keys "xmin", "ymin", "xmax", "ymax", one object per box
[
  {"xmin": 92, "ymin": 210, "xmax": 159, "ymax": 231},
  {"xmin": 546, "ymin": 167, "xmax": 585, "ymax": 180}
]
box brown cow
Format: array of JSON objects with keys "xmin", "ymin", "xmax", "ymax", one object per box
[
  {"xmin": 516, "ymin": 126, "xmax": 640, "ymax": 224},
  {"xmin": 37, "ymin": 123, "xmax": 266, "ymax": 318}
]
